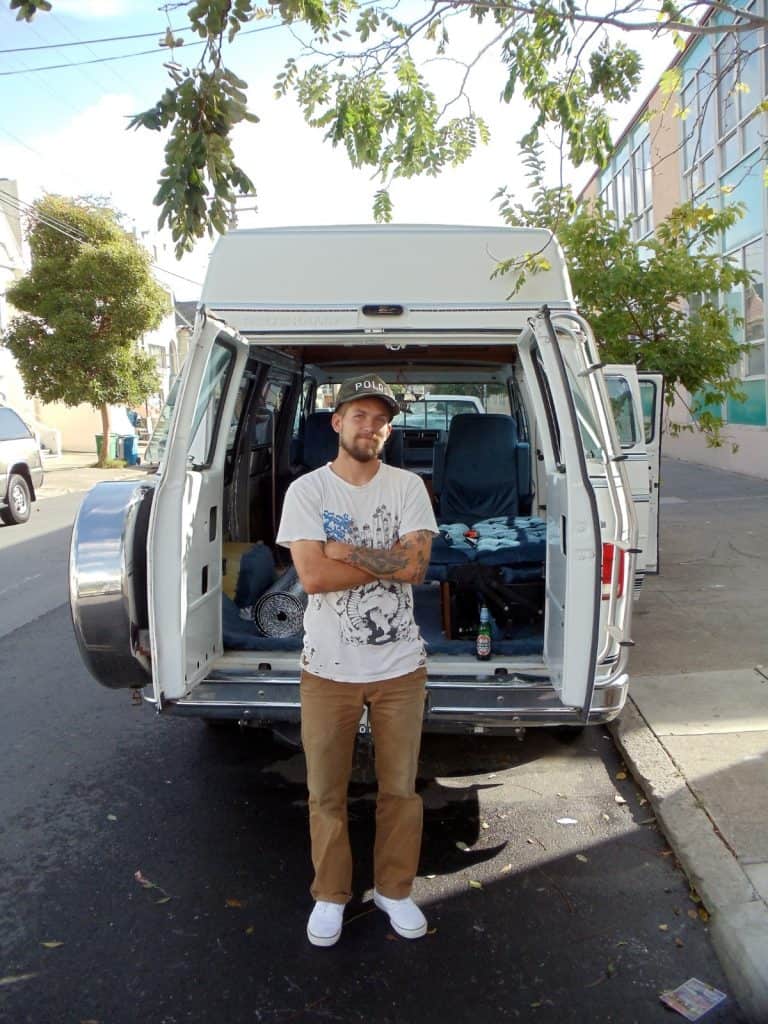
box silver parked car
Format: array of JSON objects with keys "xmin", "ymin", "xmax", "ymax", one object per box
[{"xmin": 0, "ymin": 406, "xmax": 44, "ymax": 526}]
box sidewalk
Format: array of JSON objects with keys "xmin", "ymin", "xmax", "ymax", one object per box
[
  {"xmin": 37, "ymin": 450, "xmax": 150, "ymax": 499},
  {"xmin": 609, "ymin": 457, "xmax": 768, "ymax": 1023}
]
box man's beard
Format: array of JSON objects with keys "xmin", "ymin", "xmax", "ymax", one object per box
[{"xmin": 339, "ymin": 433, "xmax": 384, "ymax": 463}]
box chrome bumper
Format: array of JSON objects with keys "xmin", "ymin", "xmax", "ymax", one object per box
[{"xmin": 146, "ymin": 666, "xmax": 630, "ymax": 731}]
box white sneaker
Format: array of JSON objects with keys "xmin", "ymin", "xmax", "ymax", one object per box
[
  {"xmin": 373, "ymin": 890, "xmax": 428, "ymax": 939},
  {"xmin": 307, "ymin": 901, "xmax": 344, "ymax": 947}
]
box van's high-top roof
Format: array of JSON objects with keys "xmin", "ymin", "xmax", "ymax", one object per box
[{"xmin": 201, "ymin": 225, "xmax": 576, "ymax": 336}]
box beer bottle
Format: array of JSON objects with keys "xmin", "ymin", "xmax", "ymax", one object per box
[{"xmin": 476, "ymin": 604, "xmax": 492, "ymax": 660}]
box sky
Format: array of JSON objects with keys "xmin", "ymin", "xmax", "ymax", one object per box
[{"xmin": 0, "ymin": 0, "xmax": 676, "ymax": 299}]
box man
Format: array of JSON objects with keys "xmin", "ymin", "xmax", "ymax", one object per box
[{"xmin": 276, "ymin": 374, "xmax": 438, "ymax": 947}]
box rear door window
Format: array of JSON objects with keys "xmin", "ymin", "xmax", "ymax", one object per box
[{"xmin": 604, "ymin": 376, "xmax": 639, "ymax": 447}]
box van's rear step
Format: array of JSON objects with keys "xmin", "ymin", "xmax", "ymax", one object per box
[{"xmin": 148, "ymin": 668, "xmax": 629, "ymax": 729}]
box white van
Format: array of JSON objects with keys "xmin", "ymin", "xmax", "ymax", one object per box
[{"xmin": 69, "ymin": 225, "xmax": 662, "ymax": 736}]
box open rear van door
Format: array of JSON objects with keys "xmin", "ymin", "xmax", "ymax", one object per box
[
  {"xmin": 147, "ymin": 312, "xmax": 249, "ymax": 706},
  {"xmin": 638, "ymin": 373, "xmax": 664, "ymax": 573},
  {"xmin": 518, "ymin": 312, "xmax": 602, "ymax": 713}
]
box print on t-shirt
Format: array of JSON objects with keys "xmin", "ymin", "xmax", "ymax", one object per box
[{"xmin": 322, "ymin": 502, "xmax": 416, "ymax": 647}]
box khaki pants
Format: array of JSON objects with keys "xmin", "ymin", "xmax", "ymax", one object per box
[{"xmin": 300, "ymin": 667, "xmax": 427, "ymax": 904}]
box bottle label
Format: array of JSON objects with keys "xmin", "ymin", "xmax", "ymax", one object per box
[{"xmin": 476, "ymin": 633, "xmax": 491, "ymax": 657}]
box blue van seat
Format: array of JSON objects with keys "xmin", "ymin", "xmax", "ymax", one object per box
[
  {"xmin": 436, "ymin": 414, "xmax": 520, "ymax": 525},
  {"xmin": 384, "ymin": 426, "xmax": 404, "ymax": 467},
  {"xmin": 302, "ymin": 411, "xmax": 337, "ymax": 469}
]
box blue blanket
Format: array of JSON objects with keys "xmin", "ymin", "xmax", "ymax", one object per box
[{"xmin": 428, "ymin": 516, "xmax": 546, "ymax": 579}]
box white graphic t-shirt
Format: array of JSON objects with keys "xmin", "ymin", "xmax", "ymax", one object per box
[{"xmin": 276, "ymin": 462, "xmax": 439, "ymax": 682}]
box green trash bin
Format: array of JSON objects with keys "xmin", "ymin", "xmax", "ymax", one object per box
[{"xmin": 95, "ymin": 433, "xmax": 119, "ymax": 460}]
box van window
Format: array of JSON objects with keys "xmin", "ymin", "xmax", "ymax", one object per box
[
  {"xmin": 144, "ymin": 377, "xmax": 179, "ymax": 465},
  {"xmin": 639, "ymin": 379, "xmax": 659, "ymax": 443},
  {"xmin": 250, "ymin": 374, "xmax": 290, "ymax": 447},
  {"xmin": 561, "ymin": 361, "xmax": 604, "ymax": 461},
  {"xmin": 605, "ymin": 376, "xmax": 639, "ymax": 447},
  {"xmin": 392, "ymin": 398, "xmax": 479, "ymax": 430},
  {"xmin": 188, "ymin": 339, "xmax": 236, "ymax": 467},
  {"xmin": 532, "ymin": 347, "xmax": 563, "ymax": 468},
  {"xmin": 0, "ymin": 408, "xmax": 31, "ymax": 441}
]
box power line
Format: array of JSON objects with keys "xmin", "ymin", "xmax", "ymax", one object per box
[
  {"xmin": 0, "ymin": 22, "xmax": 282, "ymax": 77},
  {"xmin": 0, "ymin": 25, "xmax": 192, "ymax": 54},
  {"xmin": 0, "ymin": 189, "xmax": 202, "ymax": 288}
]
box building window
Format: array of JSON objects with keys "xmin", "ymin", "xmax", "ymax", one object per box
[
  {"xmin": 598, "ymin": 130, "xmax": 654, "ymax": 238},
  {"xmin": 148, "ymin": 344, "xmax": 168, "ymax": 370},
  {"xmin": 741, "ymin": 238, "xmax": 766, "ymax": 378},
  {"xmin": 681, "ymin": 56, "xmax": 718, "ymax": 200},
  {"xmin": 715, "ymin": 26, "xmax": 762, "ymax": 173}
]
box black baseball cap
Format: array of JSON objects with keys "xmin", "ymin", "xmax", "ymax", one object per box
[{"xmin": 333, "ymin": 374, "xmax": 400, "ymax": 420}]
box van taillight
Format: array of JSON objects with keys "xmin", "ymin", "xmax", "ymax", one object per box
[{"xmin": 601, "ymin": 543, "xmax": 625, "ymax": 600}]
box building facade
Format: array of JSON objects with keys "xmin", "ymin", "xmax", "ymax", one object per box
[{"xmin": 581, "ymin": 10, "xmax": 768, "ymax": 478}]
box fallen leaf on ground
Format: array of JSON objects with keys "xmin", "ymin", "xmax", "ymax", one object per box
[
  {"xmin": 481, "ymin": 821, "xmax": 489, "ymax": 830},
  {"xmin": 456, "ymin": 841, "xmax": 470, "ymax": 852},
  {"xmin": 245, "ymin": 926, "xmax": 255, "ymax": 936},
  {"xmin": 556, "ymin": 817, "xmax": 578, "ymax": 826},
  {"xmin": 614, "ymin": 794, "xmax": 627, "ymax": 805},
  {"xmin": 658, "ymin": 924, "xmax": 669, "ymax": 932},
  {"xmin": 0, "ymin": 974, "xmax": 37, "ymax": 987},
  {"xmin": 576, "ymin": 854, "xmax": 588, "ymax": 863},
  {"xmin": 602, "ymin": 813, "xmax": 611, "ymax": 821},
  {"xmin": 469, "ymin": 880, "xmax": 483, "ymax": 890},
  {"xmin": 698, "ymin": 908, "xmax": 710, "ymax": 922},
  {"xmin": 225, "ymin": 898, "xmax": 246, "ymax": 908},
  {"xmin": 40, "ymin": 941, "xmax": 64, "ymax": 949},
  {"xmin": 675, "ymin": 938, "xmax": 684, "ymax": 948},
  {"xmin": 500, "ymin": 864, "xmax": 513, "ymax": 873},
  {"xmin": 615, "ymin": 771, "xmax": 627, "ymax": 780},
  {"xmin": 134, "ymin": 869, "xmax": 172, "ymax": 903},
  {"xmin": 687, "ymin": 909, "xmax": 699, "ymax": 920},
  {"xmin": 107, "ymin": 814, "xmax": 117, "ymax": 822},
  {"xmin": 427, "ymin": 928, "xmax": 438, "ymax": 935}
]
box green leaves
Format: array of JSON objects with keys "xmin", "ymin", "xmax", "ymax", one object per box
[
  {"xmin": 2, "ymin": 196, "xmax": 167, "ymax": 412},
  {"xmin": 496, "ymin": 143, "xmax": 750, "ymax": 446},
  {"xmin": 9, "ymin": 0, "xmax": 51, "ymax": 21},
  {"xmin": 131, "ymin": 65, "xmax": 257, "ymax": 256},
  {"xmin": 13, "ymin": 1, "xmax": 749, "ymax": 250}
]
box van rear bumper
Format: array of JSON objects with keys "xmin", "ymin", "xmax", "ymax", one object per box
[{"xmin": 147, "ymin": 668, "xmax": 630, "ymax": 731}]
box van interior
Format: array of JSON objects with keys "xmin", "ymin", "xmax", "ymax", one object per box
[{"xmin": 173, "ymin": 339, "xmax": 550, "ymax": 663}]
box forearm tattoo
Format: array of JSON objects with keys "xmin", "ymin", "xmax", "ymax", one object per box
[{"xmin": 344, "ymin": 530, "xmax": 432, "ymax": 583}]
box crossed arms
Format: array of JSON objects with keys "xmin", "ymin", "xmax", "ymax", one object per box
[{"xmin": 289, "ymin": 531, "xmax": 434, "ymax": 595}]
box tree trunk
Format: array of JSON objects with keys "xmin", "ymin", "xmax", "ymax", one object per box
[{"xmin": 99, "ymin": 403, "xmax": 111, "ymax": 468}]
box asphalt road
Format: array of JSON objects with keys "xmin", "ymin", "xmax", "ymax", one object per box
[{"xmin": 0, "ymin": 487, "xmax": 744, "ymax": 1023}]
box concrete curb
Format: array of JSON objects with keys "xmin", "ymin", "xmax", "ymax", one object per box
[{"xmin": 609, "ymin": 699, "xmax": 768, "ymax": 1024}]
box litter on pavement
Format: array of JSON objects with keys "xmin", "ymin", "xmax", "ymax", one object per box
[{"xmin": 659, "ymin": 977, "xmax": 727, "ymax": 1021}]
